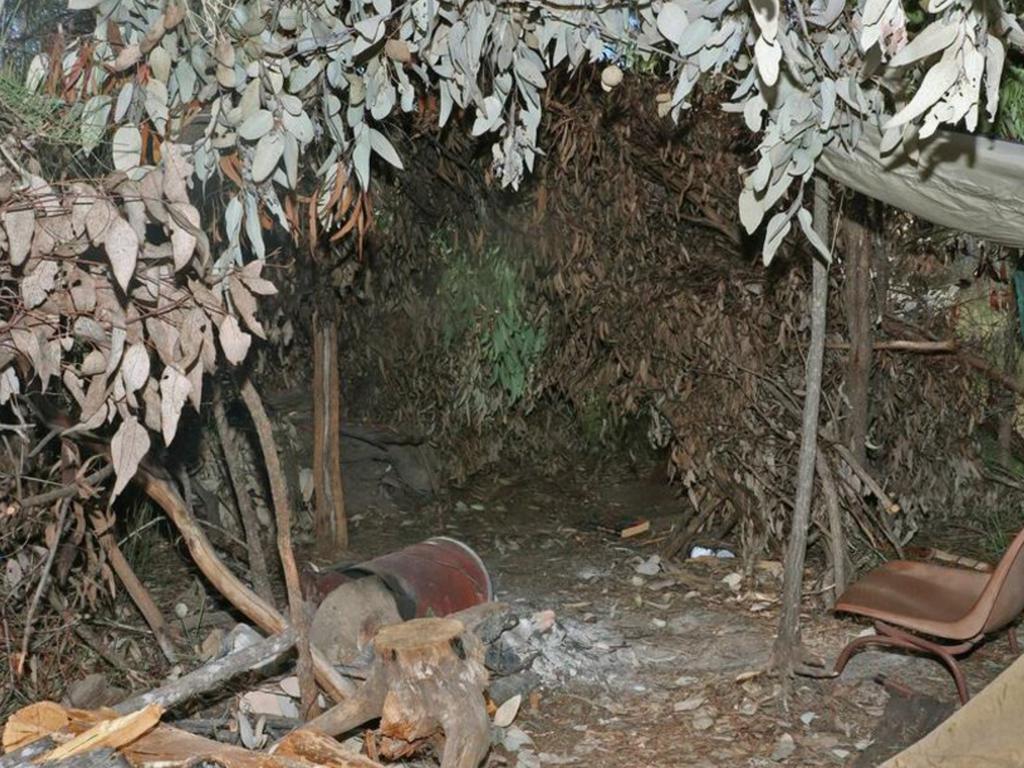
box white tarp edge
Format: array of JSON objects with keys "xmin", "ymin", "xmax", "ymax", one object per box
[{"xmin": 818, "ymin": 126, "xmax": 1024, "ymax": 248}]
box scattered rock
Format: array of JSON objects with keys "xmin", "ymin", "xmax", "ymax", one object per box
[
  {"xmin": 674, "ymin": 695, "xmax": 706, "ymax": 713},
  {"xmin": 199, "ymin": 628, "xmax": 225, "ymax": 661},
  {"xmin": 722, "ymin": 572, "xmax": 743, "ymax": 592},
  {"xmin": 692, "ymin": 713, "xmax": 716, "ymax": 731},
  {"xmin": 771, "ymin": 733, "xmax": 796, "ymax": 761},
  {"xmin": 800, "ymin": 711, "xmax": 817, "ymax": 726},
  {"xmin": 635, "ymin": 555, "xmax": 662, "ymax": 576},
  {"xmin": 62, "ymin": 673, "xmax": 125, "ymax": 709}
]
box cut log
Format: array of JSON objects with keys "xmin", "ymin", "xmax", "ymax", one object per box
[
  {"xmin": 298, "ymin": 618, "xmax": 490, "ymax": 768},
  {"xmin": 114, "ymin": 629, "xmax": 297, "ymax": 715}
]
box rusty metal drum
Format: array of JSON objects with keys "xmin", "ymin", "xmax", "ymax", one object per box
[
  {"xmin": 353, "ymin": 536, "xmax": 492, "ymax": 619},
  {"xmin": 304, "ymin": 537, "xmax": 492, "ymax": 620}
]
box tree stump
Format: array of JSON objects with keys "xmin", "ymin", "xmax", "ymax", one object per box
[{"xmin": 298, "ymin": 618, "xmax": 490, "ymax": 768}]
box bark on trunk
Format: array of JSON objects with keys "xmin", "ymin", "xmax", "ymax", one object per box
[
  {"xmin": 773, "ymin": 178, "xmax": 831, "ymax": 678},
  {"xmin": 313, "ymin": 314, "xmax": 348, "ymax": 551},
  {"xmin": 843, "ymin": 194, "xmax": 873, "ymax": 467}
]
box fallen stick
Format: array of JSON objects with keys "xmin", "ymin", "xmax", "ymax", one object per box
[
  {"xmin": 137, "ymin": 469, "xmax": 356, "ymax": 701},
  {"xmin": 827, "ymin": 339, "xmax": 958, "ymax": 353},
  {"xmin": 831, "ymin": 443, "xmax": 900, "ymax": 515},
  {"xmin": 92, "ymin": 513, "xmax": 179, "ymax": 664},
  {"xmin": 114, "ymin": 628, "xmax": 297, "ymax": 715},
  {"xmin": 239, "ymin": 378, "xmax": 317, "ymax": 719}
]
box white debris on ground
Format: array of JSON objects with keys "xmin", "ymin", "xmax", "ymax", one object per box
[{"xmin": 498, "ymin": 608, "xmax": 640, "ymax": 690}]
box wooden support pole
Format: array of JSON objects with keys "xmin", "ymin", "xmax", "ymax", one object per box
[
  {"xmin": 773, "ymin": 178, "xmax": 831, "ymax": 681},
  {"xmin": 313, "ymin": 314, "xmax": 348, "ymax": 551},
  {"xmin": 213, "ymin": 392, "xmax": 275, "ymax": 605}
]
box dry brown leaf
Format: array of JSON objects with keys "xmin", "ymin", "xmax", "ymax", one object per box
[
  {"xmin": 110, "ymin": 415, "xmax": 151, "ymax": 498},
  {"xmin": 218, "ymin": 315, "xmax": 251, "ymax": 365},
  {"xmin": 3, "ymin": 207, "xmax": 35, "ymax": 267},
  {"xmin": 111, "ymin": 43, "xmax": 142, "ymax": 71},
  {"xmin": 21, "ymin": 259, "xmax": 59, "ymax": 308},
  {"xmin": 185, "ymin": 358, "xmax": 204, "ymax": 409},
  {"xmin": 104, "ymin": 215, "xmax": 139, "ymax": 291},
  {"xmin": 228, "ymin": 276, "xmax": 265, "ymax": 338},
  {"xmin": 159, "ymin": 366, "xmax": 191, "ymax": 445},
  {"xmin": 168, "ymin": 202, "xmax": 200, "ymax": 270},
  {"xmin": 120, "ymin": 342, "xmax": 149, "ymax": 394}
]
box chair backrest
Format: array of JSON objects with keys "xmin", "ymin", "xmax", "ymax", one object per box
[{"xmin": 978, "ymin": 526, "xmax": 1024, "ymax": 634}]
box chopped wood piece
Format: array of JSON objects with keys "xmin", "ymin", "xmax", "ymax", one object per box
[
  {"xmin": 299, "ymin": 618, "xmax": 490, "ymax": 768},
  {"xmin": 2, "ymin": 702, "xmax": 69, "ymax": 752},
  {"xmin": 274, "ymin": 729, "xmax": 383, "ymax": 768},
  {"xmin": 619, "ymin": 520, "xmax": 651, "ymax": 538},
  {"xmin": 42, "ymin": 705, "xmax": 163, "ymax": 762}
]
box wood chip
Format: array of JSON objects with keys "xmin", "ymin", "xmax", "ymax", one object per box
[{"xmin": 42, "ymin": 704, "xmax": 164, "ymax": 762}]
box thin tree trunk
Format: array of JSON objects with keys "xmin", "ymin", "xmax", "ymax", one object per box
[
  {"xmin": 773, "ymin": 178, "xmax": 831, "ymax": 679},
  {"xmin": 844, "ymin": 194, "xmax": 873, "ymax": 467},
  {"xmin": 239, "ymin": 378, "xmax": 318, "ymax": 719},
  {"xmin": 212, "ymin": 392, "xmax": 275, "ymax": 605},
  {"xmin": 313, "ymin": 314, "xmax": 348, "ymax": 551},
  {"xmin": 815, "ymin": 452, "xmax": 846, "ymax": 604}
]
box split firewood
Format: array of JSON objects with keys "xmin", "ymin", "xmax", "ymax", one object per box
[
  {"xmin": 298, "ymin": 617, "xmax": 491, "ymax": 768},
  {"xmin": 43, "ymin": 705, "xmax": 163, "ymax": 762}
]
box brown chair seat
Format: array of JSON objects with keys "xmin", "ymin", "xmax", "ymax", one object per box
[{"xmin": 835, "ymin": 560, "xmax": 991, "ymax": 640}]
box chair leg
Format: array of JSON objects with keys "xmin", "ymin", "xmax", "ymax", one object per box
[{"xmin": 832, "ymin": 625, "xmax": 973, "ymax": 704}]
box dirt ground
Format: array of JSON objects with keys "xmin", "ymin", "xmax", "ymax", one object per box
[
  {"xmin": 69, "ymin": 458, "xmax": 1019, "ymax": 768},
  {"xmin": 318, "ymin": 463, "xmax": 1017, "ymax": 768}
]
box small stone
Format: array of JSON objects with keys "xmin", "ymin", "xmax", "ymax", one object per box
[
  {"xmin": 800, "ymin": 711, "xmax": 817, "ymax": 726},
  {"xmin": 174, "ymin": 602, "xmax": 189, "ymax": 618},
  {"xmin": 771, "ymin": 733, "xmax": 796, "ymax": 761},
  {"xmin": 502, "ymin": 726, "xmax": 534, "ymax": 752},
  {"xmin": 635, "ymin": 555, "xmax": 662, "ymax": 576},
  {"xmin": 652, "ymin": 618, "xmax": 666, "ymax": 628},
  {"xmin": 673, "ymin": 675, "xmax": 698, "ymax": 687},
  {"xmin": 855, "ymin": 739, "xmax": 873, "ymax": 751},
  {"xmin": 738, "ymin": 699, "xmax": 758, "ymax": 716},
  {"xmin": 832, "ymin": 749, "xmax": 851, "ymax": 760},
  {"xmin": 674, "ymin": 695, "xmax": 706, "ymax": 712},
  {"xmin": 722, "ymin": 572, "xmax": 743, "ymax": 591},
  {"xmin": 692, "ymin": 714, "xmax": 715, "ymax": 731},
  {"xmin": 455, "ymin": 501, "xmax": 469, "ymax": 512},
  {"xmin": 631, "ymin": 575, "xmax": 645, "ymax": 587}
]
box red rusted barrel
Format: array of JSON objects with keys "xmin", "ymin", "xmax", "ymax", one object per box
[
  {"xmin": 304, "ymin": 537, "xmax": 492, "ymax": 619},
  {"xmin": 353, "ymin": 537, "xmax": 492, "ymax": 619}
]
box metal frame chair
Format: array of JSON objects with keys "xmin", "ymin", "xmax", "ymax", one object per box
[{"xmin": 832, "ymin": 529, "xmax": 1024, "ymax": 703}]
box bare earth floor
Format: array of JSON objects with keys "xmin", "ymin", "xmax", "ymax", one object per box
[{"xmin": 327, "ymin": 466, "xmax": 1018, "ymax": 768}]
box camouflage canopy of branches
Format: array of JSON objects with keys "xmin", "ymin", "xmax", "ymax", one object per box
[{"xmin": 0, "ymin": 0, "xmax": 1019, "ymax": 493}]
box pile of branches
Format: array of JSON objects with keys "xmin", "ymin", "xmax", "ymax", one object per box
[{"xmin": 336, "ymin": 70, "xmax": 1023, "ymax": 573}]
